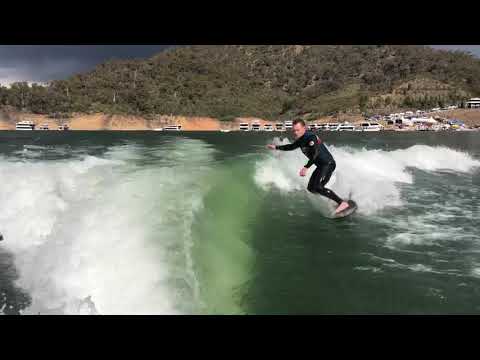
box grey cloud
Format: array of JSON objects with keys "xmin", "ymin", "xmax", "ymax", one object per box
[
  {"xmin": 0, "ymin": 45, "xmax": 172, "ymax": 85},
  {"xmin": 430, "ymin": 45, "xmax": 480, "ymax": 57}
]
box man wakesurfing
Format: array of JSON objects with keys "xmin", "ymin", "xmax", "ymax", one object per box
[{"xmin": 267, "ymin": 119, "xmax": 351, "ymax": 215}]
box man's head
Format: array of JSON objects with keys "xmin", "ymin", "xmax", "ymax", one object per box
[{"xmin": 292, "ymin": 119, "xmax": 307, "ymax": 139}]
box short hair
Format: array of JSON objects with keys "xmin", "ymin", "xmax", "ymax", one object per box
[{"xmin": 292, "ymin": 119, "xmax": 306, "ymax": 127}]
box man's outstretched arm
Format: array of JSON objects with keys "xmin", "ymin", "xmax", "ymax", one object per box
[{"xmin": 267, "ymin": 140, "xmax": 300, "ymax": 151}]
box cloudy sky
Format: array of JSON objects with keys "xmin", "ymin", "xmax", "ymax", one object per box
[
  {"xmin": 0, "ymin": 45, "xmax": 478, "ymax": 86},
  {"xmin": 0, "ymin": 45, "xmax": 172, "ymax": 85}
]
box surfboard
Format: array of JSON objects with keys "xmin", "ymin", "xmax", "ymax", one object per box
[{"xmin": 333, "ymin": 200, "xmax": 357, "ymax": 219}]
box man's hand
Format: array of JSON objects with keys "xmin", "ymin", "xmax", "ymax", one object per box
[
  {"xmin": 267, "ymin": 144, "xmax": 276, "ymax": 150},
  {"xmin": 299, "ymin": 167, "xmax": 308, "ymax": 177}
]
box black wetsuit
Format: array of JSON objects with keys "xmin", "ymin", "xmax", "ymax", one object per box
[{"xmin": 275, "ymin": 130, "xmax": 343, "ymax": 205}]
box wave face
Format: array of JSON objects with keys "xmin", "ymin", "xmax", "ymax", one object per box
[
  {"xmin": 254, "ymin": 138, "xmax": 480, "ymax": 300},
  {"xmin": 0, "ymin": 139, "xmax": 217, "ymax": 314},
  {"xmin": 255, "ymin": 139, "xmax": 480, "ymax": 216}
]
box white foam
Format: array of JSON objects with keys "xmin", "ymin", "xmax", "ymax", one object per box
[
  {"xmin": 0, "ymin": 293, "xmax": 6, "ymax": 315},
  {"xmin": 0, "ymin": 139, "xmax": 215, "ymax": 314},
  {"xmin": 255, "ymin": 140, "xmax": 480, "ymax": 215},
  {"xmin": 354, "ymin": 266, "xmax": 383, "ymax": 273},
  {"xmin": 472, "ymin": 268, "xmax": 480, "ymax": 278},
  {"xmin": 408, "ymin": 264, "xmax": 433, "ymax": 272}
]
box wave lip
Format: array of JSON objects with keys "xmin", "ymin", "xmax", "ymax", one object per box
[{"xmin": 254, "ymin": 140, "xmax": 480, "ymax": 215}]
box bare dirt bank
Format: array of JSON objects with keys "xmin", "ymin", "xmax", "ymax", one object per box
[
  {"xmin": 0, "ymin": 111, "xmax": 285, "ymax": 131},
  {"xmin": 0, "ymin": 111, "xmax": 225, "ymax": 131},
  {"xmin": 429, "ymin": 109, "xmax": 480, "ymax": 127},
  {"xmin": 1, "ymin": 109, "xmax": 480, "ymax": 131}
]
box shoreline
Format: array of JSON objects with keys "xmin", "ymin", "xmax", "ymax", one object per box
[
  {"xmin": 1, "ymin": 109, "xmax": 480, "ymax": 132},
  {"xmin": 1, "ymin": 128, "xmax": 478, "ymax": 133}
]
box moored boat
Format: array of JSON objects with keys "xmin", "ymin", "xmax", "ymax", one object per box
[
  {"xmin": 16, "ymin": 120, "xmax": 35, "ymax": 131},
  {"xmin": 239, "ymin": 123, "xmax": 250, "ymax": 131},
  {"xmin": 163, "ymin": 125, "xmax": 182, "ymax": 131},
  {"xmin": 263, "ymin": 124, "xmax": 274, "ymax": 131}
]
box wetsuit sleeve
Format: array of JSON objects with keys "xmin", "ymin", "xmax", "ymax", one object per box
[
  {"xmin": 275, "ymin": 139, "xmax": 300, "ymax": 151},
  {"xmin": 304, "ymin": 134, "xmax": 318, "ymax": 168},
  {"xmin": 304, "ymin": 158, "xmax": 315, "ymax": 169}
]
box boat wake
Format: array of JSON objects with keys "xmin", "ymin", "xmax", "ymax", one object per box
[
  {"xmin": 254, "ymin": 139, "xmax": 480, "ymax": 216},
  {"xmin": 0, "ymin": 139, "xmax": 216, "ymax": 314}
]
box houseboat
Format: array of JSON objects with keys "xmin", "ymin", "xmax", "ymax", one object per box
[
  {"xmin": 163, "ymin": 125, "xmax": 182, "ymax": 131},
  {"xmin": 263, "ymin": 124, "xmax": 274, "ymax": 131},
  {"xmin": 416, "ymin": 124, "xmax": 433, "ymax": 131},
  {"xmin": 284, "ymin": 121, "xmax": 293, "ymax": 130},
  {"xmin": 338, "ymin": 123, "xmax": 356, "ymax": 131},
  {"xmin": 239, "ymin": 123, "xmax": 250, "ymax": 131},
  {"xmin": 275, "ymin": 123, "xmax": 284, "ymax": 131},
  {"xmin": 400, "ymin": 118, "xmax": 415, "ymax": 127},
  {"xmin": 327, "ymin": 123, "xmax": 340, "ymax": 131},
  {"xmin": 58, "ymin": 124, "xmax": 69, "ymax": 131},
  {"xmin": 465, "ymin": 98, "xmax": 480, "ymax": 109},
  {"xmin": 38, "ymin": 124, "xmax": 49, "ymax": 130},
  {"xmin": 360, "ymin": 122, "xmax": 383, "ymax": 132},
  {"xmin": 251, "ymin": 123, "xmax": 261, "ymax": 131},
  {"xmin": 16, "ymin": 120, "xmax": 35, "ymax": 131}
]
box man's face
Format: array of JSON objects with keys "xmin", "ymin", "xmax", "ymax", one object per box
[{"xmin": 292, "ymin": 122, "xmax": 306, "ymax": 139}]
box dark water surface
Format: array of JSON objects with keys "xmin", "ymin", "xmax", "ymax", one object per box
[{"xmin": 0, "ymin": 131, "xmax": 479, "ymax": 314}]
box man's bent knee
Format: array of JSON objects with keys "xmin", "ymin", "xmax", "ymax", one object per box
[{"xmin": 316, "ymin": 187, "xmax": 328, "ymax": 196}]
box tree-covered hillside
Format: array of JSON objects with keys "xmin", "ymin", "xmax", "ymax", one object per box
[{"xmin": 1, "ymin": 45, "xmax": 479, "ymax": 120}]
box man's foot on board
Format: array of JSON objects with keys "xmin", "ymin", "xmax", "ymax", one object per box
[{"xmin": 335, "ymin": 201, "xmax": 350, "ymax": 214}]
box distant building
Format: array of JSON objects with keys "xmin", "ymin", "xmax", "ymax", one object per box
[{"xmin": 465, "ymin": 98, "xmax": 480, "ymax": 109}]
